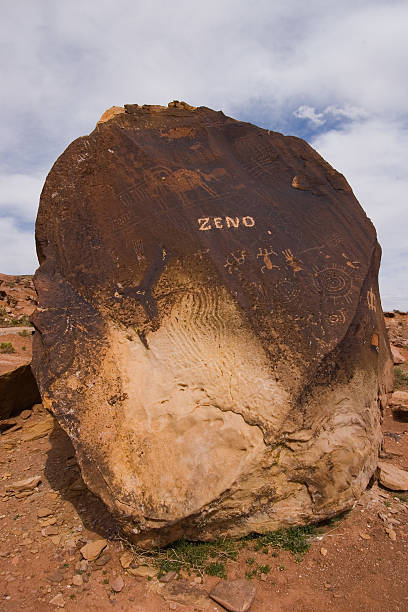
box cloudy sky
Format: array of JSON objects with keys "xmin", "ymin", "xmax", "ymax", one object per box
[{"xmin": 1, "ymin": 0, "xmax": 407, "ymax": 309}]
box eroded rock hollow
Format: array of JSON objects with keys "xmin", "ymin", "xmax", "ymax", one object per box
[{"xmin": 32, "ymin": 102, "xmax": 393, "ymax": 545}]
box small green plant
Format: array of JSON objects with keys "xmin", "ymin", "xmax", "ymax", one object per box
[
  {"xmin": 394, "ymin": 492, "xmax": 408, "ymax": 502},
  {"xmin": 103, "ymin": 578, "xmax": 109, "ymax": 584},
  {"xmin": 251, "ymin": 525, "xmax": 317, "ymax": 556},
  {"xmin": 22, "ymin": 345, "xmax": 26, "ymax": 351},
  {"xmin": 246, "ymin": 558, "xmax": 255, "ymax": 566},
  {"xmin": 205, "ymin": 562, "xmax": 227, "ymax": 578},
  {"xmin": 0, "ymin": 342, "xmax": 15, "ymax": 354},
  {"xmin": 394, "ymin": 366, "xmax": 408, "ymax": 389}
]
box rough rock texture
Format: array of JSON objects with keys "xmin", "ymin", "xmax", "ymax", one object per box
[
  {"xmin": 32, "ymin": 102, "xmax": 392, "ymax": 545},
  {"xmin": 384, "ymin": 311, "xmax": 408, "ymax": 349},
  {"xmin": 389, "ymin": 390, "xmax": 408, "ymax": 414},
  {"xmin": 391, "ymin": 345, "xmax": 405, "ymax": 365},
  {"xmin": 0, "ymin": 273, "xmax": 37, "ymax": 326},
  {"xmin": 0, "ymin": 329, "xmax": 40, "ymax": 419}
]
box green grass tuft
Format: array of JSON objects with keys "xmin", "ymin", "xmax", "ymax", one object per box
[
  {"xmin": 0, "ymin": 342, "xmax": 15, "ymax": 354},
  {"xmin": 394, "ymin": 366, "xmax": 408, "ymax": 389},
  {"xmin": 250, "ymin": 525, "xmax": 317, "ymax": 555}
]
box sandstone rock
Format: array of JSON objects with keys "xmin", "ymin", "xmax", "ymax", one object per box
[
  {"xmin": 21, "ymin": 415, "xmax": 54, "ymax": 441},
  {"xmin": 159, "ymin": 570, "xmax": 177, "ymax": 583},
  {"xmin": 378, "ymin": 462, "xmax": 408, "ymax": 491},
  {"xmin": 0, "ymin": 363, "xmax": 40, "ymax": 420},
  {"xmin": 391, "ymin": 345, "xmax": 405, "ymax": 365},
  {"xmin": 80, "ymin": 539, "xmax": 107, "ymax": 561},
  {"xmin": 72, "ymin": 574, "xmax": 83, "ymax": 587},
  {"xmin": 32, "ymin": 102, "xmax": 392, "ymax": 545},
  {"xmin": 127, "ymin": 565, "xmax": 157, "ymax": 578},
  {"xmin": 210, "ymin": 579, "xmax": 256, "ymax": 612},
  {"xmin": 37, "ymin": 507, "xmax": 53, "ymax": 518},
  {"xmin": 389, "ymin": 391, "xmax": 408, "ymax": 413},
  {"xmin": 6, "ymin": 475, "xmax": 41, "ymax": 493},
  {"xmin": 49, "ymin": 593, "xmax": 65, "ymax": 608},
  {"xmin": 119, "ymin": 550, "xmax": 134, "ymax": 569},
  {"xmin": 161, "ymin": 579, "xmax": 209, "ymax": 608},
  {"xmin": 111, "ymin": 575, "xmax": 124, "ymax": 592}
]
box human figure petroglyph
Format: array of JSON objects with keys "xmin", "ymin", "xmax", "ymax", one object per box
[
  {"xmin": 282, "ymin": 248, "xmax": 303, "ymax": 275},
  {"xmin": 256, "ymin": 247, "xmax": 279, "ymax": 274}
]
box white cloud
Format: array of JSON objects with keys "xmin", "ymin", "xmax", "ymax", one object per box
[
  {"xmin": 293, "ymin": 105, "xmax": 325, "ymax": 126},
  {"xmin": 0, "ymin": 174, "xmax": 44, "ymax": 223},
  {"xmin": 293, "ymin": 104, "xmax": 368, "ymax": 127},
  {"xmin": 312, "ymin": 119, "xmax": 408, "ymax": 309},
  {"xmin": 0, "ymin": 217, "xmax": 37, "ymax": 274}
]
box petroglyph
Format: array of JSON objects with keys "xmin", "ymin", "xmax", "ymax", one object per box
[
  {"xmin": 342, "ymin": 252, "xmax": 361, "ymax": 269},
  {"xmin": 329, "ymin": 309, "xmax": 346, "ymax": 325},
  {"xmin": 256, "ymin": 247, "xmax": 279, "ymax": 273},
  {"xmin": 367, "ymin": 288, "xmax": 377, "ymax": 311},
  {"xmin": 282, "ymin": 249, "xmax": 303, "ymax": 275},
  {"xmin": 313, "ymin": 264, "xmax": 354, "ymax": 304},
  {"xmin": 224, "ymin": 249, "xmax": 247, "ymax": 274}
]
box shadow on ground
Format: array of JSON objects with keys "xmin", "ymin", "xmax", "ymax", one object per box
[{"xmin": 44, "ymin": 420, "xmax": 119, "ymax": 540}]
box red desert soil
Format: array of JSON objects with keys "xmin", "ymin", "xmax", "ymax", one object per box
[{"xmin": 1, "ymin": 312, "xmax": 408, "ymax": 612}]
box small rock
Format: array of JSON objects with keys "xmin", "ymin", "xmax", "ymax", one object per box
[
  {"xmin": 76, "ymin": 559, "xmax": 88, "ymax": 572},
  {"xmin": 6, "ymin": 475, "xmax": 41, "ymax": 493},
  {"xmin": 40, "ymin": 517, "xmax": 57, "ymax": 527},
  {"xmin": 44, "ymin": 526, "xmax": 59, "ymax": 536},
  {"xmin": 50, "ymin": 535, "xmax": 61, "ymax": 546},
  {"xmin": 159, "ymin": 571, "xmax": 177, "ymax": 583},
  {"xmin": 48, "ymin": 571, "xmax": 64, "ymax": 584},
  {"xmin": 37, "ymin": 507, "xmax": 53, "ymax": 518},
  {"xmin": 169, "ymin": 604, "xmax": 177, "ymax": 610},
  {"xmin": 260, "ymin": 573, "xmax": 267, "ymax": 581},
  {"xmin": 390, "ymin": 390, "xmax": 408, "ymax": 413},
  {"xmin": 391, "ymin": 346, "xmax": 405, "ymax": 365},
  {"xmin": 385, "ymin": 528, "xmax": 397, "ymax": 541},
  {"xmin": 359, "ymin": 532, "xmax": 371, "ymax": 540},
  {"xmin": 127, "ymin": 565, "xmax": 157, "ymax": 578},
  {"xmin": 72, "ymin": 574, "xmax": 83, "ymax": 587},
  {"xmin": 378, "ymin": 462, "xmax": 408, "ymax": 491},
  {"xmin": 49, "ymin": 592, "xmax": 65, "ymax": 608},
  {"xmin": 80, "ymin": 538, "xmax": 107, "ymax": 561},
  {"xmin": 320, "ymin": 548, "xmax": 328, "ymax": 556},
  {"xmin": 210, "ymin": 579, "xmax": 256, "ymax": 612},
  {"xmin": 94, "ymin": 552, "xmax": 112, "ymax": 567},
  {"xmin": 111, "ymin": 575, "xmax": 124, "ymax": 593},
  {"xmin": 20, "ymin": 409, "xmax": 32, "ymax": 420},
  {"xmin": 119, "ymin": 550, "xmax": 134, "ymax": 569},
  {"xmin": 21, "ymin": 416, "xmax": 54, "ymax": 442}
]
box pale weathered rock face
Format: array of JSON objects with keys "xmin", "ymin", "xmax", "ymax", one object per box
[{"xmin": 32, "ymin": 102, "xmax": 392, "ymax": 545}]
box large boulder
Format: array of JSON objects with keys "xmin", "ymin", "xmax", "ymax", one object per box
[
  {"xmin": 32, "ymin": 102, "xmax": 392, "ymax": 545},
  {"xmin": 0, "ymin": 330, "xmax": 40, "ymax": 419}
]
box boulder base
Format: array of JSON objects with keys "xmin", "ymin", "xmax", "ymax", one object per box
[{"xmin": 33, "ymin": 102, "xmax": 392, "ymax": 545}]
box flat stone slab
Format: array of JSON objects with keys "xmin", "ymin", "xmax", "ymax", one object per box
[
  {"xmin": 210, "ymin": 579, "xmax": 256, "ymax": 612},
  {"xmin": 378, "ymin": 462, "xmax": 408, "ymax": 491}
]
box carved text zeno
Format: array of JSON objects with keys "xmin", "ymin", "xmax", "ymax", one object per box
[{"xmin": 197, "ymin": 216, "xmax": 255, "ymax": 231}]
